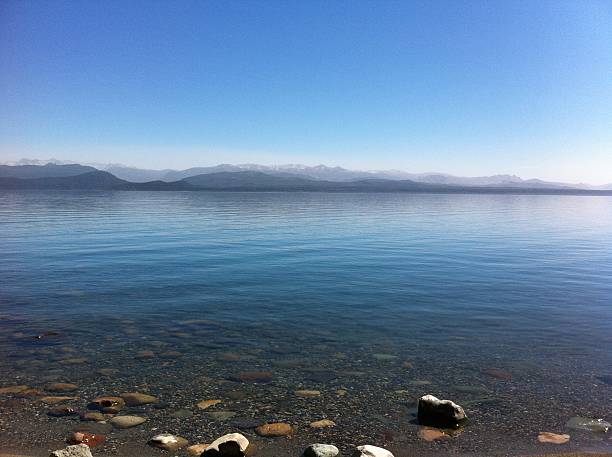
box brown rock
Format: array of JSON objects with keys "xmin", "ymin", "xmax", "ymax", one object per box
[
  {"xmin": 186, "ymin": 444, "xmax": 209, "ymax": 456},
  {"xmin": 481, "ymin": 367, "xmax": 512, "ymax": 380},
  {"xmin": 48, "ymin": 383, "xmax": 78, "ymax": 392},
  {"xmin": 110, "ymin": 415, "xmax": 147, "ymax": 429},
  {"xmin": 230, "ymin": 371, "xmax": 273, "ymax": 383},
  {"xmin": 48, "ymin": 406, "xmax": 79, "ymax": 417},
  {"xmin": 197, "ymin": 399, "xmax": 222, "ymax": 409},
  {"xmin": 90, "ymin": 396, "xmax": 125, "ymax": 413},
  {"xmin": 255, "ymin": 422, "xmax": 294, "ymax": 437},
  {"xmin": 295, "ymin": 390, "xmax": 321, "ymax": 398},
  {"xmin": 97, "ymin": 368, "xmax": 118, "ymax": 376},
  {"xmin": 0, "ymin": 385, "xmax": 29, "ymax": 394},
  {"xmin": 402, "ymin": 360, "xmax": 413, "ymax": 369},
  {"xmin": 538, "ymin": 432, "xmax": 570, "ymax": 444},
  {"xmin": 419, "ymin": 427, "xmax": 450, "ymax": 442},
  {"xmin": 17, "ymin": 388, "xmax": 43, "ymax": 398},
  {"xmin": 136, "ymin": 350, "xmax": 155, "ymax": 359},
  {"xmin": 68, "ymin": 432, "xmax": 106, "ymax": 447},
  {"xmin": 310, "ymin": 419, "xmax": 335, "ymax": 428},
  {"xmin": 80, "ymin": 412, "xmax": 106, "ymax": 422},
  {"xmin": 41, "ymin": 396, "xmax": 78, "ymax": 405},
  {"xmin": 120, "ymin": 392, "xmax": 157, "ymax": 406},
  {"xmin": 60, "ymin": 358, "xmax": 88, "ymax": 365}
]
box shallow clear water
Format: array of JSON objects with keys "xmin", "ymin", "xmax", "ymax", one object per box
[{"xmin": 0, "ymin": 191, "xmax": 611, "ymax": 456}]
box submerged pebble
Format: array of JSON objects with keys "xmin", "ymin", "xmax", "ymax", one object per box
[
  {"xmin": 110, "ymin": 415, "xmax": 147, "ymax": 429},
  {"xmin": 68, "ymin": 432, "xmax": 106, "ymax": 447},
  {"xmin": 148, "ymin": 433, "xmax": 189, "ymax": 451},
  {"xmin": 255, "ymin": 422, "xmax": 294, "ymax": 436},
  {"xmin": 120, "ymin": 392, "xmax": 157, "ymax": 406},
  {"xmin": 48, "ymin": 383, "xmax": 78, "ymax": 392},
  {"xmin": 566, "ymin": 417, "xmax": 611, "ymax": 433},
  {"xmin": 537, "ymin": 432, "xmax": 570, "ymax": 444},
  {"xmin": 197, "ymin": 399, "xmax": 222, "ymax": 409},
  {"xmin": 48, "ymin": 406, "xmax": 79, "ymax": 417},
  {"xmin": 310, "ymin": 419, "xmax": 335, "ymax": 428}
]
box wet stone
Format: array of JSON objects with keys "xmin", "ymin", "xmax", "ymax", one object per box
[
  {"xmin": 0, "ymin": 385, "xmax": 29, "ymax": 394},
  {"xmin": 41, "ymin": 396, "xmax": 78, "ymax": 405},
  {"xmin": 198, "ymin": 399, "xmax": 222, "ymax": 409},
  {"xmin": 68, "ymin": 432, "xmax": 106, "ymax": 447},
  {"xmin": 48, "ymin": 383, "xmax": 78, "ymax": 392},
  {"xmin": 110, "ymin": 415, "xmax": 147, "ymax": 428},
  {"xmin": 295, "ymin": 389, "xmax": 321, "ymax": 398},
  {"xmin": 566, "ymin": 417, "xmax": 611, "ymax": 433},
  {"xmin": 89, "ymin": 396, "xmax": 125, "ymax": 413},
  {"xmin": 148, "ymin": 434, "xmax": 189, "ymax": 452},
  {"xmin": 302, "ymin": 444, "xmax": 340, "ymax": 457},
  {"xmin": 310, "ymin": 419, "xmax": 335, "ymax": 428},
  {"xmin": 229, "ymin": 371, "xmax": 273, "ymax": 383},
  {"xmin": 481, "ymin": 367, "xmax": 512, "ymax": 380},
  {"xmin": 418, "ymin": 427, "xmax": 450, "ymax": 441},
  {"xmin": 231, "ymin": 418, "xmax": 261, "ymax": 430},
  {"xmin": 255, "ymin": 422, "xmax": 294, "ymax": 437},
  {"xmin": 538, "ymin": 432, "xmax": 570, "ymax": 444},
  {"xmin": 120, "ymin": 392, "xmax": 157, "ymax": 406},
  {"xmin": 48, "ymin": 406, "xmax": 79, "ymax": 417},
  {"xmin": 49, "ymin": 444, "xmax": 93, "ymax": 457},
  {"xmin": 80, "ymin": 412, "xmax": 105, "ymax": 422},
  {"xmin": 417, "ymin": 394, "xmax": 467, "ymax": 428},
  {"xmin": 208, "ymin": 411, "xmax": 237, "ymax": 421},
  {"xmin": 170, "ymin": 408, "xmax": 194, "ymax": 418}
]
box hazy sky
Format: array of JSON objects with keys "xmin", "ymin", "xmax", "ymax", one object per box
[{"xmin": 1, "ymin": 0, "xmax": 611, "ymax": 183}]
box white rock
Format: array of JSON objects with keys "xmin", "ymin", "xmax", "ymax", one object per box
[
  {"xmin": 353, "ymin": 444, "xmax": 394, "ymax": 457},
  {"xmin": 203, "ymin": 432, "xmax": 250, "ymax": 456},
  {"xmin": 302, "ymin": 443, "xmax": 340, "ymax": 457},
  {"xmin": 417, "ymin": 394, "xmax": 467, "ymax": 427},
  {"xmin": 49, "ymin": 444, "xmax": 93, "ymax": 457}
]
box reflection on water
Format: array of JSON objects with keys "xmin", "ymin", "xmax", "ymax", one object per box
[{"xmin": 0, "ymin": 191, "xmax": 611, "ymax": 456}]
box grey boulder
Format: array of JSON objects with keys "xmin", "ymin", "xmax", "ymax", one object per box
[
  {"xmin": 50, "ymin": 444, "xmax": 93, "ymax": 457},
  {"xmin": 303, "ymin": 443, "xmax": 340, "ymax": 457},
  {"xmin": 417, "ymin": 394, "xmax": 467, "ymax": 428}
]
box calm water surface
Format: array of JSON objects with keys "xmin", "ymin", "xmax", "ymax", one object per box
[{"xmin": 0, "ymin": 191, "xmax": 611, "ymax": 456}]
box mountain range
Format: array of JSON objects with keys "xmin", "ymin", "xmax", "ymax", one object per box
[{"xmin": 1, "ymin": 161, "xmax": 611, "ymax": 194}]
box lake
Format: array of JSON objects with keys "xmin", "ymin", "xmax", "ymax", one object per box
[{"xmin": 0, "ymin": 191, "xmax": 611, "ymax": 456}]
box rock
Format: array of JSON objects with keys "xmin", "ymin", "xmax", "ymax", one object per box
[
  {"xmin": 17, "ymin": 388, "xmax": 43, "ymax": 398},
  {"xmin": 229, "ymin": 371, "xmax": 273, "ymax": 383},
  {"xmin": 97, "ymin": 368, "xmax": 118, "ymax": 376},
  {"xmin": 481, "ymin": 368, "xmax": 512, "ymax": 380},
  {"xmin": 197, "ymin": 399, "xmax": 222, "ymax": 409},
  {"xmin": 302, "ymin": 444, "xmax": 340, "ymax": 457},
  {"xmin": 202, "ymin": 432, "xmax": 250, "ymax": 456},
  {"xmin": 89, "ymin": 396, "xmax": 125, "ymax": 413},
  {"xmin": 109, "ymin": 415, "xmax": 147, "ymax": 429},
  {"xmin": 0, "ymin": 385, "xmax": 29, "ymax": 394},
  {"xmin": 352, "ymin": 445, "xmax": 394, "ymax": 457},
  {"xmin": 120, "ymin": 392, "xmax": 157, "ymax": 406},
  {"xmin": 402, "ymin": 361, "xmax": 413, "ymax": 369},
  {"xmin": 336, "ymin": 389, "xmax": 347, "ymax": 396},
  {"xmin": 48, "ymin": 383, "xmax": 78, "ymax": 392},
  {"xmin": 566, "ymin": 417, "xmax": 611, "ymax": 433},
  {"xmin": 136, "ymin": 350, "xmax": 155, "ymax": 359},
  {"xmin": 310, "ymin": 419, "xmax": 335, "ymax": 428},
  {"xmin": 41, "ymin": 396, "xmax": 78, "ymax": 405},
  {"xmin": 409, "ymin": 380, "xmax": 431, "ymax": 386},
  {"xmin": 220, "ymin": 353, "xmax": 241, "ymax": 362},
  {"xmin": 372, "ymin": 353, "xmax": 397, "ymax": 361},
  {"xmin": 170, "ymin": 409, "xmax": 194, "ymax": 418},
  {"xmin": 68, "ymin": 432, "xmax": 106, "ymax": 447},
  {"xmin": 60, "ymin": 358, "xmax": 88, "ymax": 365},
  {"xmin": 148, "ymin": 434, "xmax": 188, "ymax": 452},
  {"xmin": 48, "ymin": 406, "xmax": 79, "ymax": 417},
  {"xmin": 208, "ymin": 411, "xmax": 237, "ymax": 421},
  {"xmin": 417, "ymin": 394, "xmax": 467, "ymax": 428},
  {"xmin": 80, "ymin": 412, "xmax": 105, "ymax": 422},
  {"xmin": 255, "ymin": 422, "xmax": 294, "ymax": 437},
  {"xmin": 418, "ymin": 427, "xmax": 449, "ymax": 441},
  {"xmin": 295, "ymin": 390, "xmax": 321, "ymax": 398},
  {"xmin": 538, "ymin": 432, "xmax": 570, "ymax": 444},
  {"xmin": 49, "ymin": 444, "xmax": 93, "ymax": 457},
  {"xmin": 186, "ymin": 443, "xmax": 209, "ymax": 456}
]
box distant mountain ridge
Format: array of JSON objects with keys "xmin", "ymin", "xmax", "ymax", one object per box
[
  {"xmin": 1, "ymin": 159, "xmax": 611, "ymax": 190},
  {"xmin": 1, "ymin": 164, "xmax": 612, "ymax": 195}
]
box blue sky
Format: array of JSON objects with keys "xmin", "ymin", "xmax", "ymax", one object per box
[{"xmin": 1, "ymin": 0, "xmax": 611, "ymax": 183}]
